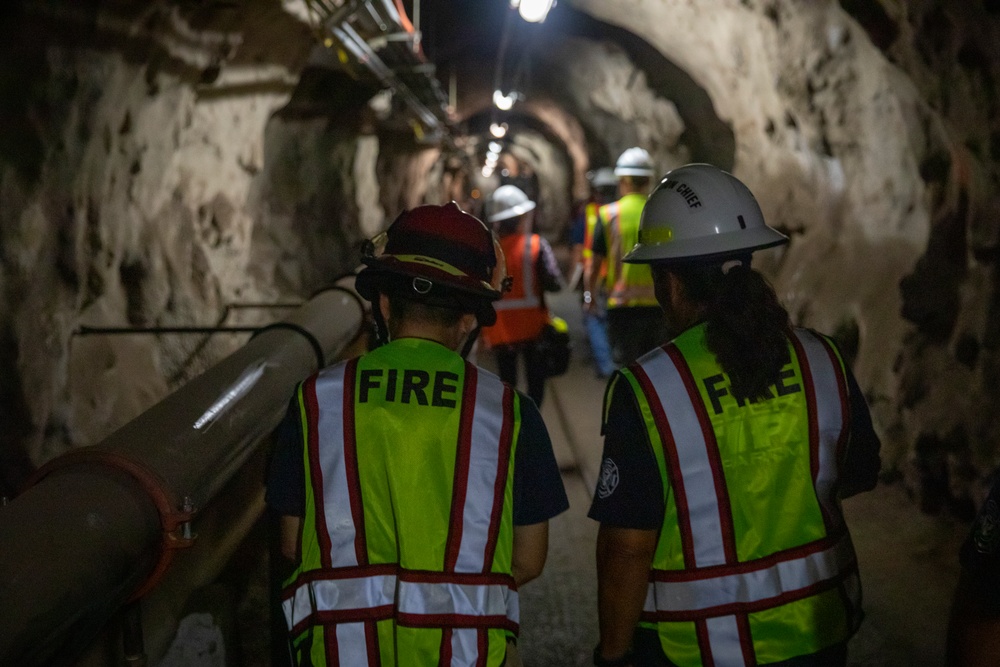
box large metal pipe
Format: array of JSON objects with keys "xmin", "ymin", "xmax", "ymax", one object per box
[{"xmin": 0, "ymin": 284, "xmax": 365, "ymax": 665}]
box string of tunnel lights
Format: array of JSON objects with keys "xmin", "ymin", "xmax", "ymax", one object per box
[{"xmin": 483, "ymin": 0, "xmax": 555, "ymax": 177}]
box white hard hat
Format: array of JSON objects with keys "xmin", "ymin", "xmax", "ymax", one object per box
[
  {"xmin": 613, "ymin": 147, "xmax": 655, "ymax": 178},
  {"xmin": 623, "ymin": 163, "xmax": 788, "ymax": 264},
  {"xmin": 588, "ymin": 167, "xmax": 618, "ymax": 188},
  {"xmin": 486, "ymin": 184, "xmax": 536, "ymax": 222}
]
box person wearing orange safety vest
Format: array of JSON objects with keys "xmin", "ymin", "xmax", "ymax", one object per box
[
  {"xmin": 586, "ymin": 148, "xmax": 669, "ymax": 367},
  {"xmin": 588, "ymin": 164, "xmax": 881, "ymax": 667},
  {"xmin": 482, "ymin": 185, "xmax": 563, "ymax": 407},
  {"xmin": 266, "ymin": 203, "xmax": 568, "ymax": 666}
]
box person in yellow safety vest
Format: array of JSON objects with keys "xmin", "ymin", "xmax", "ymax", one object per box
[
  {"xmin": 481, "ymin": 185, "xmax": 564, "ymax": 407},
  {"xmin": 571, "ymin": 168, "xmax": 618, "ymax": 379},
  {"xmin": 266, "ymin": 202, "xmax": 569, "ymax": 666},
  {"xmin": 586, "ymin": 147, "xmax": 669, "ymax": 367},
  {"xmin": 588, "ymin": 164, "xmax": 881, "ymax": 667}
]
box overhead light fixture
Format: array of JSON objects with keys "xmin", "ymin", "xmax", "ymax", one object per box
[
  {"xmin": 490, "ymin": 122, "xmax": 508, "ymax": 138},
  {"xmin": 489, "ymin": 141, "xmax": 503, "ymax": 153},
  {"xmin": 492, "ymin": 89, "xmax": 515, "ymax": 111},
  {"xmin": 510, "ymin": 0, "xmax": 555, "ymax": 23}
]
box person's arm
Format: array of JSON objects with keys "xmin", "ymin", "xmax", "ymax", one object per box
[
  {"xmin": 589, "ymin": 375, "xmax": 665, "ymax": 663},
  {"xmin": 585, "ymin": 220, "xmax": 608, "ymax": 313},
  {"xmin": 280, "ymin": 516, "xmax": 303, "ymax": 562},
  {"xmin": 511, "ymin": 394, "xmax": 569, "ymax": 583},
  {"xmin": 838, "ymin": 363, "xmax": 882, "ymax": 499},
  {"xmin": 512, "ymin": 521, "xmax": 549, "ymax": 586},
  {"xmin": 266, "ymin": 394, "xmax": 307, "ymax": 563},
  {"xmin": 596, "ymin": 525, "xmax": 658, "ymax": 662},
  {"xmin": 536, "ymin": 236, "xmax": 564, "ymax": 293}
]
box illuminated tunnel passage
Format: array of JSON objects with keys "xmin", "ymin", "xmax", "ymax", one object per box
[{"xmin": 1, "ymin": 0, "xmax": 998, "ymax": 665}]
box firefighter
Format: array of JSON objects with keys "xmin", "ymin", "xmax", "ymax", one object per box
[
  {"xmin": 482, "ymin": 185, "xmax": 564, "ymax": 407},
  {"xmin": 588, "ymin": 164, "xmax": 881, "ymax": 666},
  {"xmin": 266, "ymin": 202, "xmax": 569, "ymax": 666},
  {"xmin": 586, "ymin": 147, "xmax": 669, "ymax": 366}
]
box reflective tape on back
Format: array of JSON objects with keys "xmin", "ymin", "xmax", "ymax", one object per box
[
  {"xmin": 397, "ymin": 579, "xmax": 517, "ymax": 623},
  {"xmin": 640, "ymin": 348, "xmax": 728, "ymax": 567},
  {"xmin": 793, "ymin": 329, "xmax": 846, "ymax": 528},
  {"xmin": 337, "ymin": 623, "xmax": 371, "ymax": 666},
  {"xmin": 705, "ymin": 615, "xmax": 745, "ymax": 666},
  {"xmin": 283, "ymin": 570, "xmax": 396, "ymax": 629},
  {"xmin": 314, "ymin": 365, "xmax": 360, "ymax": 568},
  {"xmin": 455, "ymin": 371, "xmax": 507, "ymax": 572},
  {"xmin": 647, "ymin": 534, "xmax": 856, "ymax": 615}
]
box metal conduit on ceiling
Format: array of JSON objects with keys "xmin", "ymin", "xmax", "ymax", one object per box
[{"xmin": 306, "ymin": 0, "xmax": 455, "ymax": 147}]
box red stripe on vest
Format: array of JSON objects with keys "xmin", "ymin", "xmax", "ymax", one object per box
[
  {"xmin": 366, "ymin": 620, "xmax": 381, "ymax": 666},
  {"xmin": 737, "ymin": 614, "xmax": 756, "ymax": 665},
  {"xmin": 325, "ymin": 626, "xmax": 339, "ymax": 666},
  {"xmin": 477, "ymin": 629, "xmax": 489, "ymax": 667},
  {"xmin": 648, "ymin": 531, "xmax": 845, "ymax": 583},
  {"xmin": 641, "ymin": 565, "xmax": 858, "ymax": 623},
  {"xmin": 445, "ymin": 364, "xmax": 478, "ymax": 571},
  {"xmin": 790, "ymin": 335, "xmax": 833, "ymax": 531},
  {"xmin": 438, "ymin": 629, "xmax": 452, "ymax": 667},
  {"xmin": 483, "ymin": 383, "xmax": 514, "ymax": 569},
  {"xmin": 695, "ymin": 619, "xmax": 716, "ymax": 667},
  {"xmin": 342, "ymin": 358, "xmax": 368, "ymax": 565},
  {"xmin": 631, "ymin": 361, "xmax": 697, "ymax": 568},
  {"xmin": 663, "ymin": 345, "xmax": 740, "ymax": 566},
  {"xmin": 398, "ymin": 613, "xmax": 519, "ymax": 632},
  {"xmin": 305, "ymin": 375, "xmax": 335, "ymax": 570}
]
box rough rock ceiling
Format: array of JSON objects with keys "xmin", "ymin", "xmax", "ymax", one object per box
[{"xmin": 0, "ymin": 0, "xmax": 999, "ymax": 516}]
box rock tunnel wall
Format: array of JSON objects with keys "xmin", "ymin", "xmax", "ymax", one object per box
[{"xmin": 0, "ymin": 0, "xmax": 999, "ymax": 518}]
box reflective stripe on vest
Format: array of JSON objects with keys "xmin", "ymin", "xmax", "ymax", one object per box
[
  {"xmin": 283, "ymin": 568, "xmax": 518, "ymax": 634},
  {"xmin": 495, "ymin": 234, "xmax": 539, "ymax": 311},
  {"xmin": 631, "ymin": 329, "xmax": 859, "ymax": 665},
  {"xmin": 285, "ymin": 353, "xmax": 518, "ymax": 665},
  {"xmin": 600, "ymin": 197, "xmax": 656, "ymax": 308}
]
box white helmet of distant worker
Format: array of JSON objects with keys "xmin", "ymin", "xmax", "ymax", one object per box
[
  {"xmin": 623, "ymin": 163, "xmax": 788, "ymax": 264},
  {"xmin": 613, "ymin": 147, "xmax": 656, "ymax": 178},
  {"xmin": 486, "ymin": 184, "xmax": 536, "ymax": 223}
]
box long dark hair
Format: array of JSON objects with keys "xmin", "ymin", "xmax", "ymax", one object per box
[{"xmin": 670, "ymin": 259, "xmax": 791, "ymax": 402}]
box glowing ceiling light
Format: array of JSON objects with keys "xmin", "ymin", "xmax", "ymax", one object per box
[
  {"xmin": 515, "ymin": 0, "xmax": 555, "ymax": 23},
  {"xmin": 489, "ymin": 141, "xmax": 503, "ymax": 153},
  {"xmin": 492, "ymin": 89, "xmax": 515, "ymax": 111},
  {"xmin": 490, "ymin": 122, "xmax": 508, "ymax": 138}
]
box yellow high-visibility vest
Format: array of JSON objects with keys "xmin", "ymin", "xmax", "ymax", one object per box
[
  {"xmin": 598, "ymin": 193, "xmax": 656, "ymax": 308},
  {"xmin": 615, "ymin": 324, "xmax": 862, "ymax": 666},
  {"xmin": 282, "ymin": 338, "xmax": 521, "ymax": 666}
]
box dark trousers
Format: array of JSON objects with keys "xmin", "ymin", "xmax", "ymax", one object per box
[
  {"xmin": 633, "ymin": 628, "xmax": 848, "ymax": 666},
  {"xmin": 606, "ymin": 306, "xmax": 669, "ymax": 366},
  {"xmin": 493, "ymin": 339, "xmax": 546, "ymax": 407}
]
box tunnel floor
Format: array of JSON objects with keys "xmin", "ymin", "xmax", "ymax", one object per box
[{"xmin": 479, "ymin": 290, "xmax": 968, "ymax": 667}]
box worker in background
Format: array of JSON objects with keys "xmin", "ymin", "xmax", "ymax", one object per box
[
  {"xmin": 266, "ymin": 203, "xmax": 569, "ymax": 666},
  {"xmin": 571, "ymin": 167, "xmax": 618, "ymax": 379},
  {"xmin": 586, "ymin": 147, "xmax": 668, "ymax": 367},
  {"xmin": 947, "ymin": 474, "xmax": 1000, "ymax": 666},
  {"xmin": 588, "ymin": 164, "xmax": 881, "ymax": 667},
  {"xmin": 482, "ymin": 185, "xmax": 564, "ymax": 407}
]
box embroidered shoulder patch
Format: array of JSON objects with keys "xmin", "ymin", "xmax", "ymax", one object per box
[{"xmin": 597, "ymin": 458, "xmax": 620, "ymax": 499}]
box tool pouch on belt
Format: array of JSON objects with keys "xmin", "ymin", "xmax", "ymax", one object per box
[{"xmin": 539, "ymin": 315, "xmax": 571, "ymax": 377}]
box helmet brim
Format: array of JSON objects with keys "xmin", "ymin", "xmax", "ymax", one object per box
[
  {"xmin": 623, "ymin": 226, "xmax": 788, "ymax": 264},
  {"xmin": 487, "ymin": 200, "xmax": 536, "ymax": 223},
  {"xmin": 613, "ymin": 168, "xmax": 655, "ymax": 177}
]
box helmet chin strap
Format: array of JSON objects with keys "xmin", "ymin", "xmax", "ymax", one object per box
[
  {"xmin": 371, "ymin": 300, "xmax": 390, "ymax": 348},
  {"xmin": 460, "ymin": 324, "xmax": 482, "ymax": 359}
]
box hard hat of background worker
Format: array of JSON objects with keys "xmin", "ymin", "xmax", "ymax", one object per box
[
  {"xmin": 486, "ymin": 184, "xmax": 536, "ymax": 223},
  {"xmin": 623, "ymin": 163, "xmax": 789, "ymax": 265},
  {"xmin": 355, "ymin": 202, "xmax": 509, "ymax": 328},
  {"xmin": 613, "ymin": 147, "xmax": 656, "ymax": 178},
  {"xmin": 588, "ymin": 167, "xmax": 618, "ymax": 189}
]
